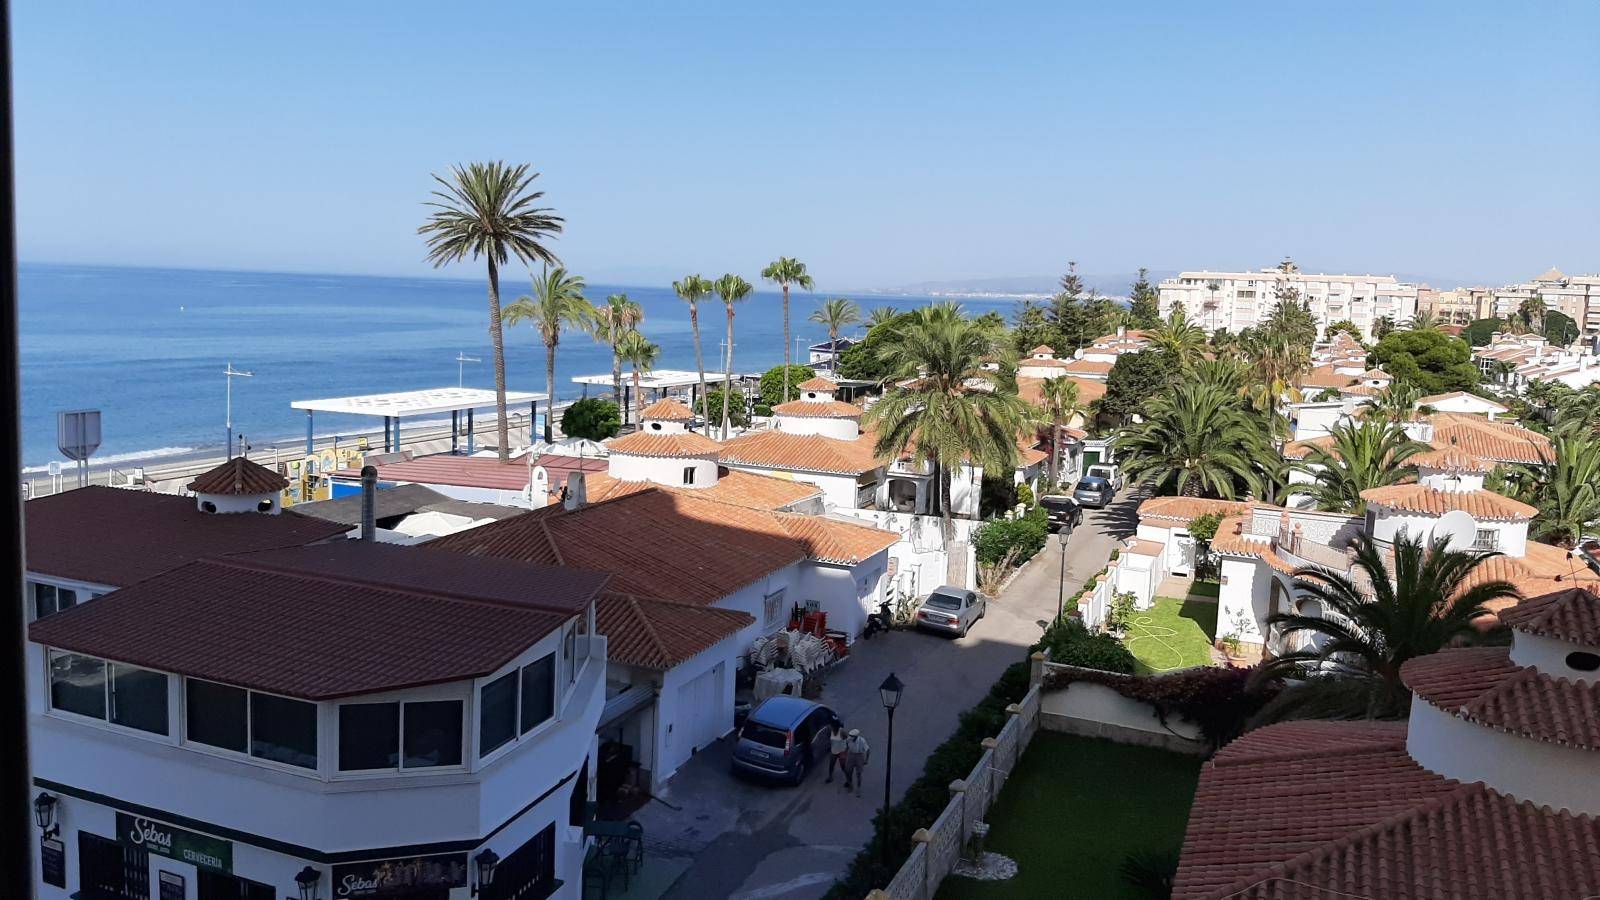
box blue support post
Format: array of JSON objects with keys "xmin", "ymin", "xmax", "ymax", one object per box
[
  {"xmin": 391, "ymin": 416, "xmax": 400, "ymax": 452},
  {"xmin": 467, "ymin": 408, "xmax": 475, "ymax": 455},
  {"xmin": 305, "ymin": 410, "xmax": 314, "ymax": 455},
  {"xmin": 452, "ymin": 410, "xmax": 459, "ymax": 454}
]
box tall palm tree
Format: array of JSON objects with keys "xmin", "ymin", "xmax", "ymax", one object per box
[
  {"xmin": 1359, "ymin": 380, "xmax": 1429, "ymax": 424},
  {"xmin": 594, "ymin": 293, "xmax": 644, "ymax": 424},
  {"xmin": 503, "ymin": 267, "xmax": 595, "ymax": 443},
  {"xmin": 1408, "ymin": 309, "xmax": 1440, "ymax": 331},
  {"xmin": 1262, "ymin": 532, "xmax": 1519, "ymax": 717},
  {"xmin": 419, "ymin": 161, "xmax": 562, "ymax": 462},
  {"xmin": 867, "ymin": 305, "xmax": 899, "ymax": 328},
  {"xmin": 673, "ymin": 274, "xmax": 715, "ymax": 428},
  {"xmin": 809, "ymin": 297, "xmax": 861, "ymax": 371},
  {"xmin": 616, "ymin": 330, "xmax": 660, "ymax": 427},
  {"xmin": 1294, "ymin": 419, "xmax": 1427, "ymax": 513},
  {"xmin": 1527, "ymin": 425, "xmax": 1600, "ymax": 548},
  {"xmin": 1148, "ymin": 308, "xmax": 1206, "ymax": 367},
  {"xmin": 1115, "ymin": 382, "xmax": 1269, "ymax": 498},
  {"xmin": 761, "ymin": 257, "xmax": 815, "ymax": 404},
  {"xmin": 1036, "ymin": 377, "xmax": 1085, "ymax": 489},
  {"xmin": 713, "ymin": 274, "xmax": 754, "ymax": 439},
  {"xmin": 1241, "ymin": 331, "xmax": 1310, "ymax": 429},
  {"xmin": 863, "ymin": 304, "xmax": 1031, "ymax": 540}
]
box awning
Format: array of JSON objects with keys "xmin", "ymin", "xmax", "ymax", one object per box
[{"xmin": 598, "ymin": 685, "xmax": 655, "ymax": 729}]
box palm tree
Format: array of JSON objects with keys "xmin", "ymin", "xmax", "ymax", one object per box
[
  {"xmin": 1408, "ymin": 309, "xmax": 1440, "ymax": 331},
  {"xmin": 419, "ymin": 161, "xmax": 562, "ymax": 462},
  {"xmin": 1241, "ymin": 331, "xmax": 1310, "ymax": 428},
  {"xmin": 863, "ymin": 304, "xmax": 1031, "ymax": 540},
  {"xmin": 1261, "ymin": 532, "xmax": 1519, "ymax": 717},
  {"xmin": 1036, "ymin": 377, "xmax": 1085, "ymax": 489},
  {"xmin": 1359, "ymin": 380, "xmax": 1429, "ymax": 424},
  {"xmin": 867, "ymin": 305, "xmax": 899, "ymax": 328},
  {"xmin": 713, "ymin": 274, "xmax": 754, "ymax": 439},
  {"xmin": 1148, "ymin": 308, "xmax": 1206, "ymax": 367},
  {"xmin": 1516, "ymin": 296, "xmax": 1545, "ymax": 334},
  {"xmin": 673, "ymin": 274, "xmax": 715, "ymax": 428},
  {"xmin": 503, "ymin": 267, "xmax": 595, "ymax": 443},
  {"xmin": 1294, "ymin": 419, "xmax": 1427, "ymax": 513},
  {"xmin": 761, "ymin": 257, "xmax": 815, "ymax": 404},
  {"xmin": 595, "ymin": 293, "xmax": 644, "ymax": 424},
  {"xmin": 1115, "ymin": 382, "xmax": 1270, "ymax": 498},
  {"xmin": 1527, "ymin": 425, "xmax": 1600, "ymax": 548},
  {"xmin": 616, "ymin": 330, "xmax": 660, "ymax": 427},
  {"xmin": 809, "ymin": 298, "xmax": 861, "ymax": 371}
]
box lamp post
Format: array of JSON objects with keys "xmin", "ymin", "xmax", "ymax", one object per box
[
  {"xmin": 878, "ymin": 672, "xmax": 905, "ymax": 867},
  {"xmin": 471, "ymin": 848, "xmax": 499, "ymax": 896},
  {"xmin": 293, "ymin": 865, "xmax": 321, "ymax": 900},
  {"xmin": 1056, "ymin": 528, "xmax": 1070, "ymax": 623},
  {"xmin": 224, "ymin": 362, "xmax": 254, "ymax": 459}
]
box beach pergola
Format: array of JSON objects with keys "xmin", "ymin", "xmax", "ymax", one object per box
[
  {"xmin": 290, "ymin": 387, "xmax": 547, "ymax": 455},
  {"xmin": 571, "ymin": 369, "xmax": 750, "ymax": 424}
]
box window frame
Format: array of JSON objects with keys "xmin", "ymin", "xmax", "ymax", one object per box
[
  {"xmin": 336, "ymin": 697, "xmax": 466, "ymax": 775},
  {"xmin": 180, "ymin": 677, "xmax": 321, "ymax": 777},
  {"xmin": 44, "ymin": 650, "xmax": 174, "ymax": 740},
  {"xmin": 477, "ymin": 645, "xmax": 565, "ymax": 765}
]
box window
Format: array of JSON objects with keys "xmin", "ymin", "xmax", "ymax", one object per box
[
  {"xmin": 251, "ymin": 693, "xmax": 318, "ymax": 769},
  {"xmin": 79, "ymin": 831, "xmax": 147, "ymax": 900},
  {"xmin": 763, "ymin": 589, "xmax": 787, "ymax": 628},
  {"xmin": 1473, "ymin": 529, "xmax": 1499, "ymax": 551},
  {"xmin": 33, "ymin": 582, "xmax": 77, "ymax": 620},
  {"xmin": 520, "ymin": 655, "xmax": 555, "ymax": 734},
  {"xmin": 683, "ymin": 466, "xmax": 696, "ymax": 485},
  {"xmin": 49, "ymin": 651, "xmax": 106, "ymax": 719},
  {"xmin": 339, "ymin": 703, "xmax": 399, "ymax": 770},
  {"xmin": 186, "ymin": 680, "xmax": 248, "ymax": 753},
  {"xmin": 480, "ymin": 671, "xmax": 518, "ymax": 755},
  {"xmin": 109, "ymin": 664, "xmax": 168, "ymax": 734},
  {"xmin": 402, "ymin": 700, "xmax": 463, "ymax": 768},
  {"xmin": 564, "ymin": 626, "xmax": 577, "ymax": 684}
]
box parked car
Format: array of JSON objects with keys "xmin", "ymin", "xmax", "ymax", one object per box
[
  {"xmin": 1086, "ymin": 463, "xmax": 1122, "ymax": 490},
  {"xmin": 915, "ymin": 585, "xmax": 986, "ymax": 637},
  {"xmin": 1040, "ymin": 494, "xmax": 1082, "ymax": 533},
  {"xmin": 730, "ymin": 696, "xmax": 839, "ymax": 785},
  {"xmin": 1073, "ymin": 475, "xmax": 1115, "ymax": 509}
]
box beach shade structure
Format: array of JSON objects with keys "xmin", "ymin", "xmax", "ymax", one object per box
[
  {"xmin": 571, "ymin": 369, "xmax": 748, "ymax": 428},
  {"xmin": 291, "ymin": 387, "xmax": 547, "ymax": 456}
]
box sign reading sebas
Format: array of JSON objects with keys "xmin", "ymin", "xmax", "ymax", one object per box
[
  {"xmin": 332, "ymin": 853, "xmax": 468, "ymax": 897},
  {"xmin": 117, "ymin": 813, "xmax": 233, "ymax": 873}
]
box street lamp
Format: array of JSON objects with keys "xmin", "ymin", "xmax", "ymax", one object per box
[
  {"xmin": 33, "ymin": 791, "xmax": 58, "ymax": 837},
  {"xmin": 293, "ymin": 866, "xmax": 321, "ymax": 900},
  {"xmin": 471, "ymin": 848, "xmax": 500, "ymax": 896},
  {"xmin": 1056, "ymin": 529, "xmax": 1070, "ymax": 623},
  {"xmin": 878, "ymin": 672, "xmax": 905, "ymax": 866}
]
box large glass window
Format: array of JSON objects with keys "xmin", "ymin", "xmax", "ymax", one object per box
[
  {"xmin": 33, "ymin": 583, "xmax": 78, "ymax": 620},
  {"xmin": 403, "ymin": 701, "xmax": 463, "ymax": 768},
  {"xmin": 250, "ymin": 693, "xmax": 317, "ymax": 769},
  {"xmin": 520, "ymin": 655, "xmax": 555, "ymax": 735},
  {"xmin": 109, "ymin": 664, "xmax": 168, "ymax": 735},
  {"xmin": 340, "ymin": 700, "xmax": 463, "ymax": 771},
  {"xmin": 186, "ymin": 680, "xmax": 248, "ymax": 753},
  {"xmin": 338, "ymin": 703, "xmax": 399, "ymax": 771},
  {"xmin": 480, "ymin": 672, "xmax": 518, "ymax": 756},
  {"xmin": 48, "ymin": 651, "xmax": 106, "ymax": 719}
]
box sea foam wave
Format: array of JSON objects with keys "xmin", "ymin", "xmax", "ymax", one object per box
[{"xmin": 23, "ymin": 446, "xmax": 197, "ymax": 474}]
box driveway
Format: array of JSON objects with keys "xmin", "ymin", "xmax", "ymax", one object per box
[{"xmin": 631, "ymin": 491, "xmax": 1142, "ymax": 900}]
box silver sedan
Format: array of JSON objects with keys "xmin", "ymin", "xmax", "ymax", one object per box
[{"xmin": 914, "ymin": 585, "xmax": 986, "ymax": 637}]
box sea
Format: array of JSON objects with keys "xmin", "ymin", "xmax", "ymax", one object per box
[{"xmin": 18, "ymin": 262, "xmax": 1013, "ymax": 470}]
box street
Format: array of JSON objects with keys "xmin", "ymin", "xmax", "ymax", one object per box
[{"xmin": 630, "ymin": 490, "xmax": 1141, "ymax": 900}]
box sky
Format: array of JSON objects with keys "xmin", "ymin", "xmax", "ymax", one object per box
[{"xmin": 13, "ymin": 2, "xmax": 1599, "ymax": 290}]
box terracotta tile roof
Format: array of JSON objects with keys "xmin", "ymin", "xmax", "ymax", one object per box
[
  {"xmin": 1298, "ymin": 366, "xmax": 1357, "ymax": 390},
  {"xmin": 1460, "ymin": 545, "xmax": 1600, "ymax": 612},
  {"xmin": 1019, "ymin": 357, "xmax": 1072, "ymax": 369},
  {"xmin": 1015, "ymin": 375, "xmax": 1106, "ymax": 407},
  {"xmin": 1208, "ymin": 517, "xmax": 1297, "ymax": 575},
  {"xmin": 1497, "ymin": 586, "xmax": 1600, "ymax": 645},
  {"xmin": 1281, "ymin": 435, "xmax": 1334, "ymax": 461},
  {"xmin": 718, "ymin": 430, "xmax": 882, "ymax": 475},
  {"xmin": 1175, "ymin": 719, "xmax": 1600, "ymax": 900},
  {"xmin": 1418, "ymin": 390, "xmax": 1507, "ymax": 411},
  {"xmin": 1356, "ymin": 367, "xmax": 1392, "ymax": 381},
  {"xmin": 772, "ymin": 399, "xmax": 863, "ymax": 418},
  {"xmin": 1028, "ymin": 344, "xmax": 1055, "ymax": 355},
  {"xmin": 1137, "ymin": 496, "xmax": 1251, "ymax": 525},
  {"xmin": 1337, "ymin": 382, "xmax": 1385, "ymax": 397},
  {"xmin": 1403, "ymin": 647, "xmax": 1600, "ymax": 752},
  {"xmin": 1060, "ymin": 358, "xmax": 1114, "ymax": 375},
  {"xmin": 1411, "ymin": 445, "xmax": 1494, "ymax": 474},
  {"xmin": 28, "ymin": 542, "xmax": 607, "ymax": 699},
  {"xmin": 795, "ymin": 376, "xmax": 838, "ymax": 392},
  {"xmin": 580, "ymin": 468, "xmax": 821, "ymax": 511},
  {"xmin": 334, "ymin": 454, "xmax": 606, "ymax": 491},
  {"xmin": 1429, "ymin": 412, "xmax": 1552, "ymax": 465},
  {"xmin": 596, "ymin": 592, "xmax": 753, "ymax": 669},
  {"xmin": 1124, "ymin": 538, "xmax": 1164, "ymax": 557},
  {"xmin": 606, "ymin": 430, "xmax": 723, "ymax": 458},
  {"xmin": 187, "ymin": 457, "xmax": 288, "ymax": 495},
  {"xmin": 1359, "ymin": 484, "xmax": 1537, "ymax": 520},
  {"xmin": 24, "ymin": 486, "xmax": 350, "ymax": 587},
  {"xmin": 1015, "ymin": 444, "xmax": 1048, "ymax": 467},
  {"xmin": 640, "ymin": 397, "xmax": 695, "ymax": 421}
]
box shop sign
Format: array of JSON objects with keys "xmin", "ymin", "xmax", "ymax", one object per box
[
  {"xmin": 117, "ymin": 813, "xmax": 233, "ymax": 873},
  {"xmin": 40, "ymin": 837, "xmax": 66, "ymax": 888},
  {"xmin": 331, "ymin": 853, "xmax": 468, "ymax": 897},
  {"xmin": 159, "ymin": 871, "xmax": 186, "ymax": 900}
]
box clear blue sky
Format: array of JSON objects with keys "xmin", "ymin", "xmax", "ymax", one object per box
[{"xmin": 14, "ymin": 2, "xmax": 1599, "ymax": 289}]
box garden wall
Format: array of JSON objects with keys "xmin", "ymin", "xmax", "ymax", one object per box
[{"xmin": 1039, "ymin": 673, "xmax": 1205, "ymax": 754}]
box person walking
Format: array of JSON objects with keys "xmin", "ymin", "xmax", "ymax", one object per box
[
  {"xmin": 825, "ymin": 720, "xmax": 848, "ymax": 784},
  {"xmin": 843, "ymin": 728, "xmax": 871, "ymax": 797}
]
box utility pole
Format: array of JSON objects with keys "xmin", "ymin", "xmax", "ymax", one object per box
[
  {"xmin": 224, "ymin": 363, "xmax": 254, "ymax": 459},
  {"xmin": 455, "ymin": 351, "xmax": 480, "ymax": 388}
]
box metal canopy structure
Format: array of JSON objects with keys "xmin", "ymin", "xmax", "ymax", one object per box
[
  {"xmin": 290, "ymin": 387, "xmax": 547, "ymax": 454},
  {"xmin": 571, "ymin": 370, "xmax": 752, "ymax": 425}
]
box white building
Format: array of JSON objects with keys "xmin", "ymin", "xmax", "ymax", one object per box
[{"xmin": 1158, "ymin": 262, "xmax": 1419, "ymax": 340}]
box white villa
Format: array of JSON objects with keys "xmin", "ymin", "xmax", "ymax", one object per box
[{"xmin": 1474, "ymin": 331, "xmax": 1600, "ymax": 393}]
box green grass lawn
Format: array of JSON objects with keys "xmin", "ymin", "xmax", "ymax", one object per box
[
  {"xmin": 1188, "ymin": 580, "xmax": 1221, "ymax": 598},
  {"xmin": 1124, "ymin": 597, "xmax": 1218, "ymax": 675},
  {"xmin": 938, "ymin": 733, "xmax": 1202, "ymax": 900}
]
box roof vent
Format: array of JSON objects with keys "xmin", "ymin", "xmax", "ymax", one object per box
[{"xmin": 565, "ymin": 472, "xmax": 587, "ymax": 511}]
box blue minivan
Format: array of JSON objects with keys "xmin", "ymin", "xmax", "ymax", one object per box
[{"xmin": 729, "ymin": 696, "xmax": 839, "ymax": 785}]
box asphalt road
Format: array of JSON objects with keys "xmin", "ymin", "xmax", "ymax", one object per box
[{"xmin": 633, "ymin": 490, "xmax": 1142, "ymax": 900}]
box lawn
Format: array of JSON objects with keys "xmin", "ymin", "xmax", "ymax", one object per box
[
  {"xmin": 938, "ymin": 733, "xmax": 1202, "ymax": 900},
  {"xmin": 1123, "ymin": 596, "xmax": 1218, "ymax": 675}
]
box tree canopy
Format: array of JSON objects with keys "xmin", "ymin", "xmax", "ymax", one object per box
[
  {"xmin": 838, "ymin": 311, "xmax": 919, "ymax": 381},
  {"xmin": 1095, "ymin": 349, "xmax": 1179, "ymax": 428},
  {"xmin": 560, "ymin": 397, "xmax": 620, "ymax": 441},
  {"xmin": 1370, "ymin": 328, "xmax": 1479, "ymax": 394},
  {"xmin": 759, "ymin": 364, "xmax": 815, "ymax": 410},
  {"xmin": 1464, "ymin": 317, "xmax": 1501, "ymax": 346}
]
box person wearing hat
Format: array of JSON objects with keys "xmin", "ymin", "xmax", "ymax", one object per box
[
  {"xmin": 843, "ymin": 728, "xmax": 870, "ymax": 796},
  {"xmin": 826, "ymin": 718, "xmax": 848, "ymax": 784}
]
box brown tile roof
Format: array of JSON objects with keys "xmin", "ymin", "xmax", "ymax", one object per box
[
  {"xmin": 1208, "ymin": 516, "xmax": 1297, "ymax": 575},
  {"xmin": 188, "ymin": 457, "xmax": 288, "ymax": 495},
  {"xmin": 1429, "ymin": 412, "xmax": 1552, "ymax": 465},
  {"xmin": 580, "ymin": 468, "xmax": 821, "ymax": 511},
  {"xmin": 1298, "ymin": 366, "xmax": 1357, "ymax": 390},
  {"xmin": 597, "ymin": 592, "xmax": 752, "ymax": 669},
  {"xmin": 1411, "ymin": 445, "xmax": 1494, "ymax": 474},
  {"xmin": 1015, "ymin": 375, "xmax": 1106, "ymax": 407},
  {"xmin": 795, "ymin": 376, "xmax": 838, "ymax": 392},
  {"xmin": 24, "ymin": 486, "xmax": 350, "ymax": 587},
  {"xmin": 1281, "ymin": 435, "xmax": 1334, "ymax": 461},
  {"xmin": 1124, "ymin": 538, "xmax": 1164, "ymax": 557},
  {"xmin": 1356, "ymin": 367, "xmax": 1392, "ymax": 381},
  {"xmin": 1460, "ymin": 544, "xmax": 1600, "ymax": 611},
  {"xmin": 1418, "ymin": 390, "xmax": 1507, "ymax": 410},
  {"xmin": 771, "ymin": 399, "xmax": 863, "ymax": 418},
  {"xmin": 1359, "ymin": 484, "xmax": 1537, "ymax": 520},
  {"xmin": 718, "ymin": 430, "xmax": 883, "ymax": 475},
  {"xmin": 334, "ymin": 454, "xmax": 606, "ymax": 491},
  {"xmin": 606, "ymin": 430, "xmax": 723, "ymax": 458},
  {"xmin": 1337, "ymin": 382, "xmax": 1384, "ymax": 397},
  {"xmin": 1060, "ymin": 358, "xmax": 1114, "ymax": 375},
  {"xmin": 1403, "ymin": 646, "xmax": 1600, "ymax": 752},
  {"xmin": 1175, "ymin": 719, "xmax": 1600, "ymax": 900},
  {"xmin": 640, "ymin": 397, "xmax": 695, "ymax": 421},
  {"xmin": 1137, "ymin": 496, "xmax": 1251, "ymax": 525},
  {"xmin": 1497, "ymin": 586, "xmax": 1600, "ymax": 645},
  {"xmin": 1028, "ymin": 344, "xmax": 1055, "ymax": 355},
  {"xmin": 427, "ymin": 488, "xmax": 895, "ymax": 606},
  {"xmin": 28, "ymin": 542, "xmax": 608, "ymax": 699}
]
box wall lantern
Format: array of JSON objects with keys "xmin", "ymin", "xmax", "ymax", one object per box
[
  {"xmin": 294, "ymin": 865, "xmax": 321, "ymax": 900},
  {"xmin": 471, "ymin": 848, "xmax": 500, "ymax": 895},
  {"xmin": 33, "ymin": 792, "xmax": 59, "ymax": 837}
]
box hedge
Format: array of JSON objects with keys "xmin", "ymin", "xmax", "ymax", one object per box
[{"xmin": 974, "ymin": 506, "xmax": 1049, "ymax": 567}]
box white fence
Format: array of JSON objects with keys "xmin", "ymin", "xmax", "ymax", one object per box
[{"xmin": 867, "ymin": 653, "xmax": 1048, "ymax": 900}]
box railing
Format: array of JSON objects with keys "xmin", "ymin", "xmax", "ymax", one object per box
[{"xmin": 870, "ymin": 659, "xmax": 1046, "ymax": 900}]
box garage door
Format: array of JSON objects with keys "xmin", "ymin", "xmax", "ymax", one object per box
[{"xmin": 674, "ymin": 663, "xmax": 725, "ymax": 756}]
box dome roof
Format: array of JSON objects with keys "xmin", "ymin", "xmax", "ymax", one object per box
[{"xmin": 187, "ymin": 457, "xmax": 288, "ymax": 495}]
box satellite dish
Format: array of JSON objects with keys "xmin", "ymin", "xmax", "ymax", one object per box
[{"xmin": 1434, "ymin": 509, "xmax": 1478, "ymax": 551}]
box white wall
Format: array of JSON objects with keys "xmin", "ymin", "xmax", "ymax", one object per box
[
  {"xmin": 1218, "ymin": 557, "xmax": 1272, "ymax": 645},
  {"xmin": 1509, "ymin": 631, "xmax": 1600, "ymax": 685},
  {"xmin": 195, "ymin": 491, "xmax": 279, "ymax": 515},
  {"xmin": 1040, "ymin": 681, "xmax": 1203, "ymax": 741},
  {"xmin": 1407, "ymin": 696, "xmax": 1600, "ymax": 817},
  {"xmin": 607, "ymin": 451, "xmax": 718, "ymax": 488},
  {"xmin": 774, "ymin": 414, "xmax": 860, "ymax": 440},
  {"xmin": 652, "ymin": 642, "xmax": 739, "ymax": 792},
  {"xmin": 720, "ymin": 462, "xmax": 862, "ymax": 510}
]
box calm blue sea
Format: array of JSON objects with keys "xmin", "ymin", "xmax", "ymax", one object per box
[{"xmin": 18, "ymin": 263, "xmax": 1004, "ymax": 468}]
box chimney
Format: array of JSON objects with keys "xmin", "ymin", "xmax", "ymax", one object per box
[
  {"xmin": 360, "ymin": 465, "xmax": 377, "ymax": 541},
  {"xmin": 564, "ymin": 471, "xmax": 587, "ymax": 511}
]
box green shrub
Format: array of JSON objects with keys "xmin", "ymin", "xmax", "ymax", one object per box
[
  {"xmin": 974, "ymin": 507, "xmax": 1049, "ymax": 566},
  {"xmin": 559, "ymin": 397, "xmax": 620, "ymax": 441},
  {"xmin": 702, "ymin": 388, "xmax": 751, "ymax": 428},
  {"xmin": 760, "ymin": 364, "xmax": 816, "ymax": 407},
  {"xmin": 1015, "ymin": 482, "xmax": 1035, "ymax": 509},
  {"xmin": 1035, "ymin": 618, "xmax": 1137, "ymax": 674},
  {"xmin": 1187, "ymin": 512, "xmax": 1223, "ymax": 542}
]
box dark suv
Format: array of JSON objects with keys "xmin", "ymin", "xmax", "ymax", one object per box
[{"xmin": 1040, "ymin": 494, "xmax": 1082, "ymax": 533}]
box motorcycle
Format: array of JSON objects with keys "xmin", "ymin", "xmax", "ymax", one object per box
[{"xmin": 861, "ymin": 598, "xmax": 894, "ymax": 639}]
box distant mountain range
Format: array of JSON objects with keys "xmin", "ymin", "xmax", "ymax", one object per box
[{"xmin": 876, "ymin": 271, "xmax": 1178, "ymax": 299}]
